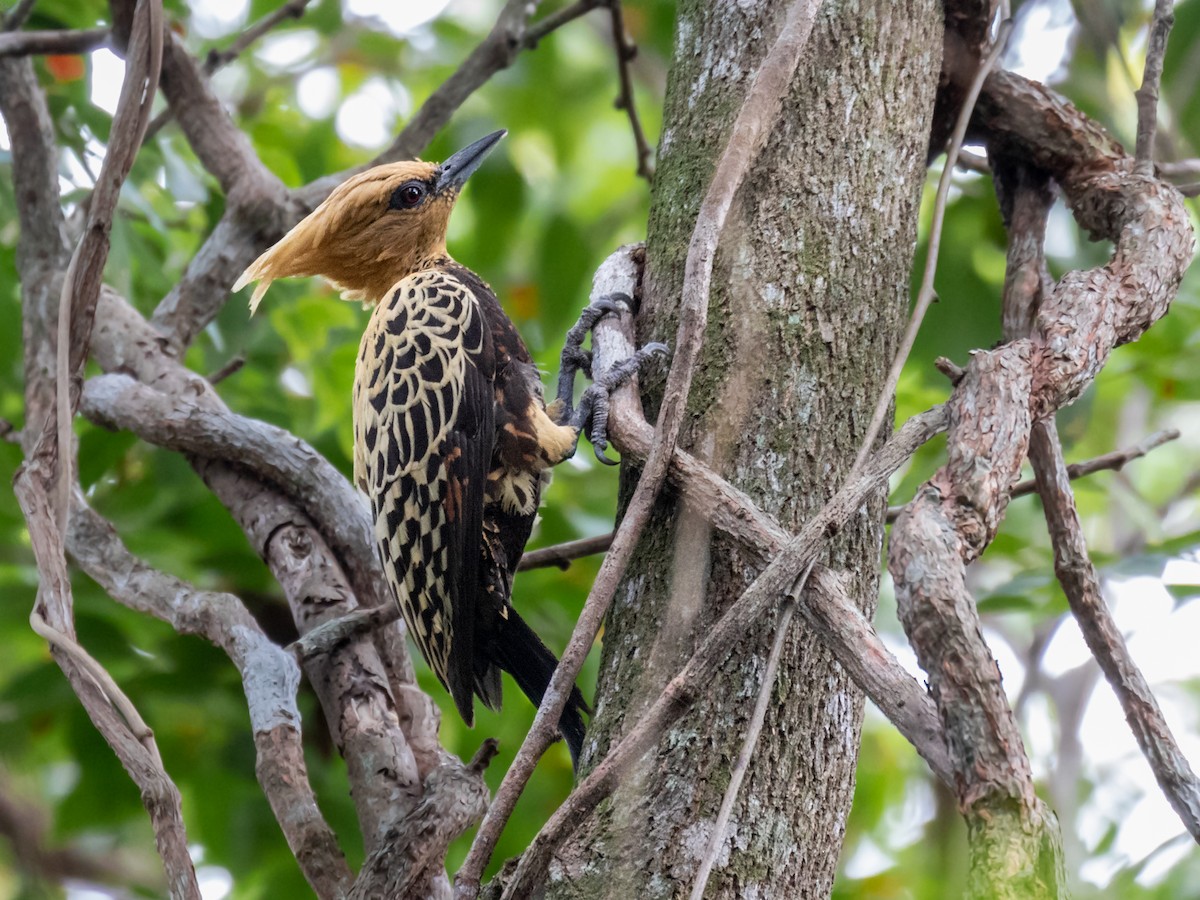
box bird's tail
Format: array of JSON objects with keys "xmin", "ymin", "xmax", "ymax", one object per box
[{"xmin": 491, "ymin": 610, "xmax": 589, "ymax": 770}]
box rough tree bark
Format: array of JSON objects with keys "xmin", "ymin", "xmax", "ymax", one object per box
[{"xmin": 548, "ymin": 2, "xmax": 942, "ymax": 896}]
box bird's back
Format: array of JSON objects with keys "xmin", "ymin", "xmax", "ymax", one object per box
[{"xmin": 354, "ymin": 260, "xmax": 586, "ymax": 762}]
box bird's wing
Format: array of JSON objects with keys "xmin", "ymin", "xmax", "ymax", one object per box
[{"xmin": 353, "ymin": 269, "xmax": 494, "ymax": 724}]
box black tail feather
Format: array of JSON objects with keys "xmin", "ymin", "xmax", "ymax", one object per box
[{"xmin": 491, "ymin": 610, "xmax": 589, "ymax": 770}]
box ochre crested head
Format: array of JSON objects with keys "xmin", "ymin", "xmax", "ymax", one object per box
[{"xmin": 235, "ymin": 130, "xmax": 506, "ymax": 311}]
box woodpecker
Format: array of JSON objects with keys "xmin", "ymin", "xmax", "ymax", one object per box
[{"xmin": 234, "ymin": 131, "xmax": 659, "ymax": 766}]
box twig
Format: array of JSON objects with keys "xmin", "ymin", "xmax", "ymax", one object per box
[
  {"xmin": 688, "ymin": 567, "xmax": 810, "ymax": 900},
  {"xmin": 606, "ymin": 0, "xmax": 653, "ymax": 182},
  {"xmin": 1, "ymin": 0, "xmax": 37, "ymax": 31},
  {"xmin": 884, "ymin": 428, "xmax": 1182, "ymax": 523},
  {"xmin": 142, "ymin": 0, "xmax": 314, "ymax": 143},
  {"xmin": 1134, "ymin": 0, "xmax": 1175, "ymax": 168},
  {"xmin": 1030, "ymin": 419, "xmax": 1200, "ymax": 840},
  {"xmin": 206, "ymin": 353, "xmax": 245, "ymax": 385},
  {"xmin": 289, "ymin": 604, "xmax": 402, "ymax": 660},
  {"xmin": 524, "ymin": 0, "xmax": 602, "ymax": 48},
  {"xmin": 517, "ymin": 533, "xmax": 613, "ymax": 570},
  {"xmin": 851, "ymin": 20, "xmax": 1011, "ymax": 476},
  {"xmin": 956, "ymin": 148, "xmax": 990, "ymax": 174},
  {"xmin": 455, "ymin": 4, "xmax": 826, "ymax": 892},
  {"xmin": 0, "ymin": 27, "xmax": 109, "ymax": 56},
  {"xmin": 204, "ymin": 0, "xmax": 311, "ymax": 72},
  {"xmin": 503, "ymin": 405, "xmax": 949, "ymax": 898},
  {"xmin": 52, "ymin": 0, "xmax": 162, "ymax": 531},
  {"xmin": 28, "ymin": 609, "xmax": 156, "ymax": 749},
  {"xmin": 1158, "ymin": 159, "xmax": 1200, "ymax": 178}
]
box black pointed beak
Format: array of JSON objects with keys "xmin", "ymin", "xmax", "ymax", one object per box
[{"xmin": 435, "ymin": 130, "xmax": 507, "ymax": 194}]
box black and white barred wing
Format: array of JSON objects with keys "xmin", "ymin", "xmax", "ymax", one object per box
[{"xmin": 353, "ymin": 270, "xmax": 494, "ymax": 724}]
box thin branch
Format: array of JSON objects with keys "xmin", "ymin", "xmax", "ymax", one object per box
[
  {"xmin": 52, "ymin": 0, "xmax": 162, "ymax": 531},
  {"xmin": 956, "ymin": 148, "xmax": 991, "ymax": 173},
  {"xmin": 606, "ymin": 0, "xmax": 653, "ymax": 182},
  {"xmin": 456, "ymin": 4, "xmax": 826, "ymax": 889},
  {"xmin": 157, "ymin": 31, "xmax": 286, "ymax": 205},
  {"xmin": 1134, "ymin": 0, "xmax": 1175, "ymax": 168},
  {"xmin": 1030, "ymin": 419, "xmax": 1200, "ymax": 841},
  {"xmin": 206, "ymin": 352, "xmax": 245, "ymax": 385},
  {"xmin": 689, "ymin": 576, "xmax": 807, "ymax": 900},
  {"xmin": 524, "ymin": 0, "xmax": 601, "ymax": 47},
  {"xmin": 884, "ymin": 428, "xmax": 1182, "ymax": 522},
  {"xmin": 1, "ymin": 0, "xmax": 37, "ymax": 31},
  {"xmin": 517, "ymin": 533, "xmax": 614, "ymax": 571},
  {"xmin": 851, "ymin": 19, "xmax": 1011, "ymax": 476},
  {"xmin": 1158, "ymin": 158, "xmax": 1200, "ymax": 178},
  {"xmin": 526, "ymin": 429, "xmax": 1183, "ymax": 563},
  {"xmin": 204, "ymin": 0, "xmax": 311, "ymax": 71},
  {"xmin": 0, "ymin": 27, "xmax": 109, "ymax": 56},
  {"xmin": 290, "ymin": 603, "xmax": 402, "ymax": 661},
  {"xmin": 142, "ymin": 0, "xmax": 315, "ymax": 142},
  {"xmin": 27, "ymin": 609, "xmax": 156, "ymax": 750}
]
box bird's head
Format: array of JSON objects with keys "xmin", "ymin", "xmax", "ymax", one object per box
[{"xmin": 235, "ymin": 130, "xmax": 506, "ymax": 311}]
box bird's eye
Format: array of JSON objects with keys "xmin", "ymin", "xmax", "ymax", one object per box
[{"xmin": 390, "ymin": 181, "xmax": 428, "ymax": 210}]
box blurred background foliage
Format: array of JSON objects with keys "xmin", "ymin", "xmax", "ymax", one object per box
[{"xmin": 0, "ymin": 0, "xmax": 1197, "ymax": 897}]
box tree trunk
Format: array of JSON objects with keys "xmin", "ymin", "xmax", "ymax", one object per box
[{"xmin": 547, "ymin": 1, "xmax": 942, "ymax": 896}]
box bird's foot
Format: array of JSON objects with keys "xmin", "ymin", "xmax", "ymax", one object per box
[
  {"xmin": 554, "ymin": 294, "xmax": 627, "ymax": 421},
  {"xmin": 555, "ymin": 292, "xmax": 668, "ymax": 464},
  {"xmin": 573, "ymin": 342, "xmax": 668, "ymax": 465}
]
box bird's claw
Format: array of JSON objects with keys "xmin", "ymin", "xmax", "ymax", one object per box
[
  {"xmin": 572, "ymin": 342, "xmax": 669, "ymax": 464},
  {"xmin": 555, "ymin": 293, "xmax": 633, "ymax": 419}
]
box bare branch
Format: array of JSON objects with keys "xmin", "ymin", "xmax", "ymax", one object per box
[
  {"xmin": 517, "ymin": 533, "xmax": 614, "ymax": 571},
  {"xmin": 13, "ymin": 469, "xmax": 200, "ymax": 899},
  {"xmin": 52, "ymin": 0, "xmax": 162, "ymax": 531},
  {"xmin": 1134, "ymin": 0, "xmax": 1175, "ymax": 168},
  {"xmin": 0, "ymin": 27, "xmax": 108, "ymax": 56},
  {"xmin": 204, "ymin": 0, "xmax": 312, "ymax": 71},
  {"xmin": 606, "ymin": 0, "xmax": 654, "ymax": 181},
  {"xmin": 66, "ymin": 495, "xmax": 353, "ymax": 898},
  {"xmin": 157, "ymin": 31, "xmax": 287, "ymax": 207},
  {"xmin": 1030, "ymin": 420, "xmax": 1200, "ymax": 840},
  {"xmin": 524, "ymin": 0, "xmax": 601, "ymax": 47},
  {"xmin": 1, "ymin": 0, "xmax": 37, "ymax": 31},
  {"xmin": 0, "ymin": 56, "xmax": 71, "ymax": 444},
  {"xmin": 852, "ymin": 20, "xmax": 1011, "ymax": 476},
  {"xmin": 884, "ymin": 428, "xmax": 1182, "ymax": 522},
  {"xmin": 143, "ymin": 0, "xmax": 315, "ymax": 142},
  {"xmin": 290, "ymin": 604, "xmax": 402, "ymax": 661}
]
